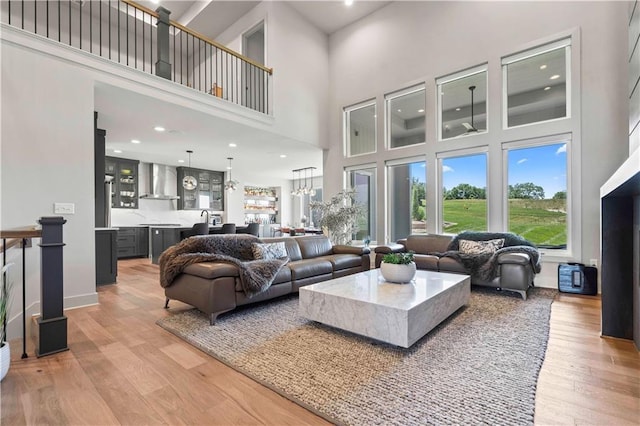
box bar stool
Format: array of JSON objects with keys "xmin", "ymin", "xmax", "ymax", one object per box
[{"xmin": 221, "ymin": 223, "xmax": 236, "ymax": 234}]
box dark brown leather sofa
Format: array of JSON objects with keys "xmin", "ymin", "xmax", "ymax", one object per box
[
  {"xmin": 163, "ymin": 235, "xmax": 370, "ymax": 324},
  {"xmin": 374, "ymin": 233, "xmax": 540, "ymax": 300}
]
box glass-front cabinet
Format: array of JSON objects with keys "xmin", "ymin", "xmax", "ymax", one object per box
[
  {"xmin": 106, "ymin": 156, "xmax": 139, "ymax": 209},
  {"xmin": 177, "ymin": 167, "xmax": 224, "ymax": 211},
  {"xmin": 244, "ymin": 186, "xmax": 279, "ymax": 224}
]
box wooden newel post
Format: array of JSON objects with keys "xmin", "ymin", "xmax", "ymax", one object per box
[
  {"xmin": 36, "ymin": 216, "xmax": 68, "ymax": 357},
  {"xmin": 155, "ymin": 6, "xmax": 171, "ymax": 80}
]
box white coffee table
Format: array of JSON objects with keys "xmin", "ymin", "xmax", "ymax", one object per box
[{"xmin": 299, "ymin": 269, "xmax": 470, "ymax": 348}]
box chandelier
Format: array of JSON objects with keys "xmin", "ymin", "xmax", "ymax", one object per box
[
  {"xmin": 182, "ymin": 150, "xmax": 198, "ymax": 190},
  {"xmin": 291, "ymin": 167, "xmax": 317, "ymax": 197},
  {"xmin": 224, "ymin": 157, "xmax": 239, "ymax": 192}
]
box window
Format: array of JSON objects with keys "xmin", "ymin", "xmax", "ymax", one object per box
[
  {"xmin": 387, "ymin": 158, "xmax": 426, "ymax": 241},
  {"xmin": 505, "ymin": 139, "xmax": 568, "ymax": 249},
  {"xmin": 386, "ymin": 86, "xmax": 426, "ymax": 149},
  {"xmin": 439, "ymin": 152, "xmax": 487, "ymax": 233},
  {"xmin": 503, "ymin": 39, "xmax": 571, "ymax": 128},
  {"xmin": 344, "ymin": 101, "xmax": 376, "ymax": 157},
  {"xmin": 437, "ymin": 66, "xmax": 487, "ymax": 140},
  {"xmin": 346, "ymin": 165, "xmax": 377, "ymax": 241}
]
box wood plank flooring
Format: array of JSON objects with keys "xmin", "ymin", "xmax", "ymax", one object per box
[{"xmin": 1, "ymin": 258, "xmax": 638, "ymax": 425}]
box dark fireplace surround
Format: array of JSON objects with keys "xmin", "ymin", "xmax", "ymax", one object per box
[{"xmin": 600, "ymin": 153, "xmax": 640, "ymax": 350}]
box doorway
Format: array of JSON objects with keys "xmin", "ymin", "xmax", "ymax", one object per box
[{"xmin": 242, "ymin": 21, "xmax": 265, "ymax": 112}]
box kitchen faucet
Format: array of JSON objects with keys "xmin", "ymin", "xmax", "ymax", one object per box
[{"xmin": 201, "ymin": 209, "xmax": 210, "ymax": 224}]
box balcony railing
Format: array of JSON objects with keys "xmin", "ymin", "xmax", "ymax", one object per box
[{"xmin": 1, "ymin": 0, "xmax": 272, "ymax": 114}]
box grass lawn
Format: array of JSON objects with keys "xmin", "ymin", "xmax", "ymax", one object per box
[{"xmin": 442, "ymin": 199, "xmax": 566, "ymax": 247}]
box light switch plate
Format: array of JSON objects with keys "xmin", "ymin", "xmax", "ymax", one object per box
[{"xmin": 54, "ymin": 202, "xmax": 75, "ymax": 214}]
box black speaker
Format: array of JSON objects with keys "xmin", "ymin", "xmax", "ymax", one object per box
[{"xmin": 558, "ymin": 263, "xmax": 597, "ymax": 295}]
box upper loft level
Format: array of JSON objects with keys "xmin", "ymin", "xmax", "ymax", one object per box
[{"xmin": 0, "ymin": 0, "xmax": 272, "ymax": 115}]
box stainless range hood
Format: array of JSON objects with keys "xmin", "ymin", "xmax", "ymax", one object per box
[{"xmin": 139, "ymin": 163, "xmax": 180, "ymax": 200}]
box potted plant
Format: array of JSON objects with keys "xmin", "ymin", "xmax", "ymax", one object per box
[
  {"xmin": 1, "ymin": 263, "xmax": 13, "ymax": 382},
  {"xmin": 380, "ymin": 252, "xmax": 416, "ymax": 283},
  {"xmin": 310, "ymin": 189, "xmax": 364, "ymax": 246}
]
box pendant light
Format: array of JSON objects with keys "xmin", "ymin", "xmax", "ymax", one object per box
[
  {"xmin": 309, "ymin": 167, "xmax": 316, "ymax": 197},
  {"xmin": 182, "ymin": 150, "xmax": 198, "ymax": 190},
  {"xmin": 225, "ymin": 157, "xmax": 239, "ymax": 192}
]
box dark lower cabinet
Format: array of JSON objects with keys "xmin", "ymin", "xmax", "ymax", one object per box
[
  {"xmin": 151, "ymin": 228, "xmax": 181, "ymax": 264},
  {"xmin": 96, "ymin": 229, "xmax": 117, "ymax": 285},
  {"xmin": 117, "ymin": 227, "xmax": 149, "ymax": 259}
]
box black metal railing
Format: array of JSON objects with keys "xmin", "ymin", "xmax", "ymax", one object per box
[{"xmin": 0, "ymin": 0, "xmax": 272, "ymax": 114}]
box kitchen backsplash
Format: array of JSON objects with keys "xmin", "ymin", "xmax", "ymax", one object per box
[{"xmin": 110, "ymin": 198, "xmax": 218, "ymax": 226}]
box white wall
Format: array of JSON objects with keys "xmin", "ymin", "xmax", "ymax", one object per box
[
  {"xmin": 215, "ymin": 1, "xmax": 330, "ymax": 149},
  {"xmin": 1, "ymin": 33, "xmax": 98, "ymax": 339},
  {"xmin": 324, "ymin": 1, "xmax": 629, "ymax": 288}
]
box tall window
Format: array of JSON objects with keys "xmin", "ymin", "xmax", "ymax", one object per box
[
  {"xmin": 344, "ymin": 101, "xmax": 376, "ymax": 157},
  {"xmin": 437, "ymin": 66, "xmax": 488, "ymax": 140},
  {"xmin": 346, "ymin": 165, "xmax": 377, "ymax": 241},
  {"xmin": 505, "ymin": 139, "xmax": 568, "ymax": 248},
  {"xmin": 386, "ymin": 86, "xmax": 426, "ymax": 149},
  {"xmin": 439, "ymin": 152, "xmax": 487, "ymax": 233},
  {"xmin": 387, "ymin": 158, "xmax": 426, "ymax": 241},
  {"xmin": 503, "ymin": 38, "xmax": 571, "ymax": 128}
]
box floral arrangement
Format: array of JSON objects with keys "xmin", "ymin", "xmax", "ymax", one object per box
[
  {"xmin": 381, "ymin": 251, "xmax": 415, "ymax": 265},
  {"xmin": 309, "ymin": 189, "xmax": 363, "ymax": 245}
]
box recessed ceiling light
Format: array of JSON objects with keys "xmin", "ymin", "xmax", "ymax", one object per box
[
  {"xmin": 455, "ymin": 107, "xmax": 461, "ymax": 111},
  {"xmin": 345, "ymin": 0, "xmax": 354, "ymax": 6},
  {"xmin": 539, "ymin": 64, "xmax": 547, "ymax": 70},
  {"xmin": 280, "ymin": 154, "xmax": 287, "ymax": 158},
  {"xmin": 397, "ymin": 109, "xmax": 402, "ymax": 113},
  {"xmin": 178, "ymin": 159, "xmax": 185, "ymax": 163},
  {"xmin": 113, "ymin": 149, "xmax": 122, "ymax": 153},
  {"xmin": 550, "ymin": 74, "xmax": 560, "ymax": 80},
  {"xmin": 131, "ymin": 139, "xmax": 141, "ymax": 144},
  {"xmin": 418, "ymin": 109, "xmax": 425, "ymax": 113},
  {"xmin": 544, "ymin": 86, "xmax": 551, "ymax": 91},
  {"xmin": 229, "ymin": 143, "xmax": 237, "ymax": 147},
  {"xmin": 154, "ymin": 126, "xmax": 165, "ymax": 132}
]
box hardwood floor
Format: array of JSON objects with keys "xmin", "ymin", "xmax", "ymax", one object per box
[{"xmin": 1, "ymin": 258, "xmax": 638, "ymax": 425}]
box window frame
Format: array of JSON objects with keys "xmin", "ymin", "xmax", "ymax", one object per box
[
  {"xmin": 436, "ymin": 147, "xmax": 489, "ymax": 234},
  {"xmin": 385, "ymin": 155, "xmax": 427, "ymax": 242},
  {"xmin": 436, "ymin": 64, "xmax": 488, "ymax": 142},
  {"xmin": 384, "ymin": 84, "xmax": 427, "ymax": 151},
  {"xmin": 343, "ymin": 99, "xmax": 377, "ymax": 158},
  {"xmin": 344, "ymin": 163, "xmax": 378, "ymax": 243},
  {"xmin": 502, "ymin": 38, "xmax": 572, "ymax": 130},
  {"xmin": 502, "ymin": 133, "xmax": 572, "ymax": 257}
]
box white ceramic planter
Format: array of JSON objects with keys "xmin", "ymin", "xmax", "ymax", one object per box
[
  {"xmin": 0, "ymin": 341, "xmax": 10, "ymax": 382},
  {"xmin": 380, "ymin": 262, "xmax": 417, "ymax": 283}
]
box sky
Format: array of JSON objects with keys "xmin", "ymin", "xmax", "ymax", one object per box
[{"xmin": 408, "ymin": 142, "xmax": 568, "ymax": 199}]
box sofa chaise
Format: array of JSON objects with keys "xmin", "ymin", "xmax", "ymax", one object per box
[
  {"xmin": 374, "ymin": 232, "xmax": 541, "ymax": 299},
  {"xmin": 159, "ymin": 234, "xmax": 370, "ymax": 324}
]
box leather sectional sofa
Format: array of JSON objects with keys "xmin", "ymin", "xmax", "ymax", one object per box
[
  {"xmin": 162, "ymin": 234, "xmax": 370, "ymax": 324},
  {"xmin": 374, "ymin": 232, "xmax": 541, "ymax": 300}
]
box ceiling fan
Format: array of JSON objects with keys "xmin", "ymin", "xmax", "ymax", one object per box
[{"xmin": 462, "ymin": 85, "xmax": 479, "ymax": 133}]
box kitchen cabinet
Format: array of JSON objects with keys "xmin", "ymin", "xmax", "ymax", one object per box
[
  {"xmin": 106, "ymin": 156, "xmax": 140, "ymax": 209},
  {"xmin": 244, "ymin": 186, "xmax": 279, "ymax": 224},
  {"xmin": 116, "ymin": 227, "xmax": 149, "ymax": 259},
  {"xmin": 177, "ymin": 167, "xmax": 224, "ymax": 211},
  {"xmin": 96, "ymin": 229, "xmax": 117, "ymax": 285},
  {"xmin": 151, "ymin": 227, "xmax": 181, "ymax": 264}
]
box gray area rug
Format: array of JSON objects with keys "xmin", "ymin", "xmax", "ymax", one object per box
[{"xmin": 157, "ymin": 287, "xmax": 556, "ymax": 425}]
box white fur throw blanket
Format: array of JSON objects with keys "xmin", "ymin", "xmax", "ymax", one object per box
[{"xmin": 159, "ymin": 234, "xmax": 287, "ymax": 298}]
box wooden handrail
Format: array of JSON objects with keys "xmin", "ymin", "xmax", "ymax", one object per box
[
  {"xmin": 1, "ymin": 226, "xmax": 41, "ymax": 254},
  {"xmin": 123, "ymin": 0, "xmax": 273, "ymax": 75}
]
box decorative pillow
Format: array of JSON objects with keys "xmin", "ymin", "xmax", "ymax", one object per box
[
  {"xmin": 458, "ymin": 238, "xmax": 505, "ymax": 255},
  {"xmin": 252, "ymin": 242, "xmax": 288, "ymax": 260}
]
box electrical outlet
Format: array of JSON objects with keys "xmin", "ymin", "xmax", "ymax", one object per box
[
  {"xmin": 54, "ymin": 202, "xmax": 75, "ymax": 214},
  {"xmin": 589, "ymin": 259, "xmax": 598, "ymax": 268}
]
